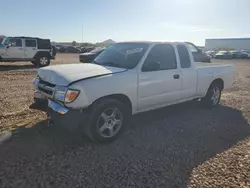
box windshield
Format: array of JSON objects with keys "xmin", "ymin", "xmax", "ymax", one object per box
[
  {"xmin": 1, "ymin": 37, "xmax": 8, "ymax": 45},
  {"xmin": 93, "ymin": 43, "xmax": 149, "ymax": 69}
]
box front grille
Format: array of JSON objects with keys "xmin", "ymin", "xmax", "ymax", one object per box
[
  {"xmin": 38, "ymin": 86, "xmax": 53, "ymax": 95},
  {"xmin": 39, "ymin": 79, "xmax": 56, "ymax": 87},
  {"xmin": 38, "ymin": 79, "xmax": 55, "ymax": 97}
]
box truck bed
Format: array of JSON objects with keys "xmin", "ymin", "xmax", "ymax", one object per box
[
  {"xmin": 195, "ymin": 62, "xmax": 233, "ymax": 68},
  {"xmin": 195, "ymin": 62, "xmax": 235, "ymax": 96}
]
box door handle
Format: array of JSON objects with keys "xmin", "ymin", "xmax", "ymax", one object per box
[
  {"xmin": 173, "ymin": 74, "xmax": 180, "ymax": 79},
  {"xmin": 19, "ymin": 48, "xmax": 23, "ymax": 50}
]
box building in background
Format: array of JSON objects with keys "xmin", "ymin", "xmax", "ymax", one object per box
[{"xmin": 205, "ymin": 38, "xmax": 250, "ymax": 51}]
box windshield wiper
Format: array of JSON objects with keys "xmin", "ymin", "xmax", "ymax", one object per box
[
  {"xmin": 99, "ymin": 61, "xmax": 122, "ymax": 68},
  {"xmin": 93, "ymin": 60, "xmax": 123, "ymax": 68}
]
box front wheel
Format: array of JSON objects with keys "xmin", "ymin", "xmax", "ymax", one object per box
[
  {"xmin": 84, "ymin": 99, "xmax": 129, "ymax": 143},
  {"xmin": 201, "ymin": 83, "xmax": 222, "ymax": 107}
]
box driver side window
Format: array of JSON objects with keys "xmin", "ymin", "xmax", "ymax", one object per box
[
  {"xmin": 9, "ymin": 38, "xmax": 22, "ymax": 47},
  {"xmin": 142, "ymin": 44, "xmax": 177, "ymax": 72}
]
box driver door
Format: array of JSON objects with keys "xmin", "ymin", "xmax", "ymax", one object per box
[
  {"xmin": 5, "ymin": 38, "xmax": 25, "ymax": 59},
  {"xmin": 138, "ymin": 44, "xmax": 182, "ymax": 111}
]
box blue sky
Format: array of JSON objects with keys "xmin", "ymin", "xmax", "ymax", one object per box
[{"xmin": 1, "ymin": 0, "xmax": 250, "ymax": 45}]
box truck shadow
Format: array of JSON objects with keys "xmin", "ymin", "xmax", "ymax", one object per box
[
  {"xmin": 0, "ymin": 102, "xmax": 250, "ymax": 187},
  {"xmin": 0, "ymin": 64, "xmax": 37, "ymax": 71}
]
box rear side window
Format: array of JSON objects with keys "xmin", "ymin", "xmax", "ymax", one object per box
[
  {"xmin": 25, "ymin": 39, "xmax": 36, "ymax": 47},
  {"xmin": 9, "ymin": 38, "xmax": 22, "ymax": 47},
  {"xmin": 177, "ymin": 45, "xmax": 191, "ymax": 68},
  {"xmin": 142, "ymin": 44, "xmax": 177, "ymax": 71},
  {"xmin": 187, "ymin": 43, "xmax": 198, "ymax": 52},
  {"xmin": 37, "ymin": 39, "xmax": 51, "ymax": 49}
]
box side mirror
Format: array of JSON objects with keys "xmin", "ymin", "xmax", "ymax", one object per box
[
  {"xmin": 6, "ymin": 43, "xmax": 12, "ymax": 48},
  {"xmin": 142, "ymin": 61, "xmax": 161, "ymax": 72}
]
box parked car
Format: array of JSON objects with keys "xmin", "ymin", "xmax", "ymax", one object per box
[
  {"xmin": 241, "ymin": 50, "xmax": 250, "ymax": 58},
  {"xmin": 33, "ymin": 41, "xmax": 235, "ymax": 142},
  {"xmin": 205, "ymin": 51, "xmax": 216, "ymax": 58},
  {"xmin": 186, "ymin": 42, "xmax": 211, "ymax": 63},
  {"xmin": 0, "ymin": 36, "xmax": 55, "ymax": 67},
  {"xmin": 230, "ymin": 50, "xmax": 248, "ymax": 59},
  {"xmin": 214, "ymin": 51, "xmax": 232, "ymax": 59},
  {"xmin": 80, "ymin": 46, "xmax": 95, "ymax": 53},
  {"xmin": 55, "ymin": 44, "xmax": 66, "ymax": 53},
  {"xmin": 79, "ymin": 48, "xmax": 105, "ymax": 63},
  {"xmin": 65, "ymin": 46, "xmax": 81, "ymax": 53}
]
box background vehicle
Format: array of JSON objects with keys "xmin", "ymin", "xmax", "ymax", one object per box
[
  {"xmin": 230, "ymin": 50, "xmax": 248, "ymax": 59},
  {"xmin": 65, "ymin": 46, "xmax": 81, "ymax": 53},
  {"xmin": 205, "ymin": 51, "xmax": 216, "ymax": 58},
  {"xmin": 79, "ymin": 48, "xmax": 105, "ymax": 63},
  {"xmin": 186, "ymin": 42, "xmax": 211, "ymax": 63},
  {"xmin": 214, "ymin": 51, "xmax": 232, "ymax": 59},
  {"xmin": 0, "ymin": 36, "xmax": 55, "ymax": 67},
  {"xmin": 241, "ymin": 50, "xmax": 250, "ymax": 58},
  {"xmin": 34, "ymin": 42, "xmax": 235, "ymax": 142},
  {"xmin": 55, "ymin": 44, "xmax": 66, "ymax": 53},
  {"xmin": 80, "ymin": 46, "xmax": 95, "ymax": 53}
]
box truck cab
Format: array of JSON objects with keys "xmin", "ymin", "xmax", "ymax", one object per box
[{"xmin": 0, "ymin": 37, "xmax": 56, "ymax": 67}]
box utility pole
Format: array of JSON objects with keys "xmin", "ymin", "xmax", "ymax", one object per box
[{"xmin": 81, "ymin": 24, "xmax": 83, "ymax": 46}]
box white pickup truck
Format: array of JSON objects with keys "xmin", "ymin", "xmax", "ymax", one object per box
[{"xmin": 34, "ymin": 42, "xmax": 235, "ymax": 142}]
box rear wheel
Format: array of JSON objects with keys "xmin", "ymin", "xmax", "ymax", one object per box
[
  {"xmin": 84, "ymin": 99, "xmax": 129, "ymax": 143},
  {"xmin": 36, "ymin": 55, "xmax": 50, "ymax": 67},
  {"xmin": 201, "ymin": 83, "xmax": 222, "ymax": 107}
]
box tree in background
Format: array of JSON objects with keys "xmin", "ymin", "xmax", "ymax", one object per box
[{"xmin": 72, "ymin": 41, "xmax": 77, "ymax": 46}]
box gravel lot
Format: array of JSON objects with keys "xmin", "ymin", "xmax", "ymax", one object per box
[{"xmin": 0, "ymin": 54, "xmax": 250, "ymax": 188}]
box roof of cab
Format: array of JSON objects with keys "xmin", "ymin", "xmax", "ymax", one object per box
[
  {"xmin": 116, "ymin": 41, "xmax": 187, "ymax": 45},
  {"xmin": 8, "ymin": 36, "xmax": 50, "ymax": 40}
]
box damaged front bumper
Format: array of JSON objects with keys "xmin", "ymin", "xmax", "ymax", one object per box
[
  {"xmin": 47, "ymin": 100, "xmax": 88, "ymax": 131},
  {"xmin": 48, "ymin": 100, "xmax": 69, "ymax": 115}
]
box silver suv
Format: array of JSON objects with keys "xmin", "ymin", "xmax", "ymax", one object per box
[{"xmin": 0, "ymin": 36, "xmax": 56, "ymax": 67}]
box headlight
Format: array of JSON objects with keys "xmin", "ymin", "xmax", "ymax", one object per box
[
  {"xmin": 65, "ymin": 89, "xmax": 80, "ymax": 103},
  {"xmin": 54, "ymin": 87, "xmax": 80, "ymax": 103},
  {"xmin": 54, "ymin": 86, "xmax": 67, "ymax": 102}
]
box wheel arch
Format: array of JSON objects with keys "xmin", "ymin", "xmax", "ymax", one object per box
[
  {"xmin": 33, "ymin": 51, "xmax": 51, "ymax": 59},
  {"xmin": 88, "ymin": 94, "xmax": 133, "ymax": 114},
  {"xmin": 210, "ymin": 78, "xmax": 224, "ymax": 90}
]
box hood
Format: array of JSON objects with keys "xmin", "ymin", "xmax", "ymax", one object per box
[{"xmin": 38, "ymin": 63, "xmax": 126, "ymax": 86}]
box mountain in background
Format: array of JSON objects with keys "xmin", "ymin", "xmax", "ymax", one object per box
[{"xmin": 98, "ymin": 39, "xmax": 115, "ymax": 45}]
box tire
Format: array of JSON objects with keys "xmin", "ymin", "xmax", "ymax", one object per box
[
  {"xmin": 51, "ymin": 46, "xmax": 57, "ymax": 57},
  {"xmin": 36, "ymin": 55, "xmax": 50, "ymax": 67},
  {"xmin": 84, "ymin": 98, "xmax": 130, "ymax": 143},
  {"xmin": 201, "ymin": 82, "xmax": 222, "ymax": 107}
]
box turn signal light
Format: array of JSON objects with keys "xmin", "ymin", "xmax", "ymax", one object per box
[{"xmin": 65, "ymin": 89, "xmax": 80, "ymax": 103}]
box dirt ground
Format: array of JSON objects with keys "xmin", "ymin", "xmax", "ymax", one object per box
[
  {"xmin": 0, "ymin": 54, "xmax": 250, "ymax": 187},
  {"xmin": 0, "ymin": 53, "xmax": 79, "ymax": 132}
]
